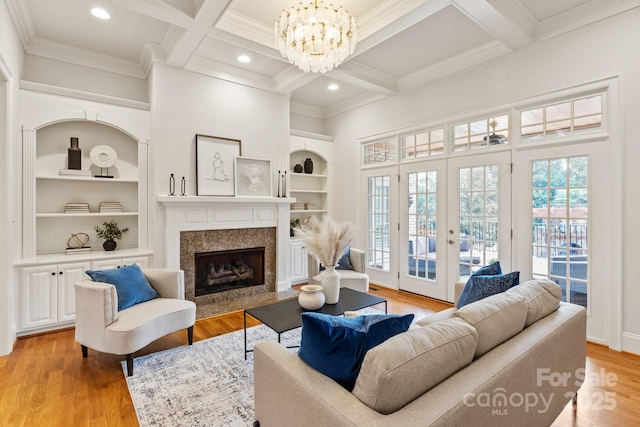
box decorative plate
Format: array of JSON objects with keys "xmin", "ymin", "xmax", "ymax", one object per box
[
  {"xmin": 240, "ymin": 163, "xmax": 267, "ymax": 192},
  {"xmin": 90, "ymin": 145, "xmax": 118, "ymax": 168}
]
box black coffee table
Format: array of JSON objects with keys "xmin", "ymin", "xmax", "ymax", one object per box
[{"xmin": 244, "ymin": 288, "xmax": 387, "ymax": 359}]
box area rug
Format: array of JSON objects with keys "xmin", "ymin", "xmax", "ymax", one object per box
[{"xmin": 123, "ymin": 308, "xmax": 380, "ymax": 427}]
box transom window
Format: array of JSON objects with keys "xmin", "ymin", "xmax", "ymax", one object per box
[
  {"xmin": 521, "ymin": 95, "xmax": 602, "ymax": 141},
  {"xmin": 401, "ymin": 128, "xmax": 444, "ymax": 160},
  {"xmin": 363, "ymin": 138, "xmax": 396, "ymax": 165},
  {"xmin": 453, "ymin": 114, "xmax": 509, "ymax": 152}
]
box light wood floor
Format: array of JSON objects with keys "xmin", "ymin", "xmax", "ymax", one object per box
[{"xmin": 1, "ymin": 285, "xmax": 638, "ymax": 426}]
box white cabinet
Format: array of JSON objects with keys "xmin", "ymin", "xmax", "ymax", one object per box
[
  {"xmin": 90, "ymin": 255, "xmax": 149, "ymax": 270},
  {"xmin": 18, "ymin": 91, "xmax": 153, "ymax": 335},
  {"xmin": 290, "ymin": 239, "xmax": 308, "ymax": 284},
  {"xmin": 19, "ymin": 261, "xmax": 90, "ymax": 331}
]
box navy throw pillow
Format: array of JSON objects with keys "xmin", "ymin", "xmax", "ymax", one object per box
[
  {"xmin": 457, "ymin": 271, "xmax": 520, "ymax": 308},
  {"xmin": 85, "ymin": 264, "xmax": 158, "ymax": 311},
  {"xmin": 319, "ymin": 247, "xmax": 355, "ymax": 271},
  {"xmin": 472, "ymin": 261, "xmax": 502, "ymax": 276},
  {"xmin": 298, "ymin": 312, "xmax": 414, "ymax": 390},
  {"xmin": 336, "ymin": 246, "xmax": 354, "ymax": 271}
]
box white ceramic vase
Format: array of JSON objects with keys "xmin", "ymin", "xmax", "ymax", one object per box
[
  {"xmin": 298, "ymin": 284, "xmax": 325, "ymax": 310},
  {"xmin": 321, "ymin": 265, "xmax": 340, "ymax": 304}
]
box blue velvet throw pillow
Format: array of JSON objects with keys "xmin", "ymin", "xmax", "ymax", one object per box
[
  {"xmin": 319, "ymin": 247, "xmax": 355, "ymax": 271},
  {"xmin": 472, "ymin": 260, "xmax": 502, "ymax": 276},
  {"xmin": 457, "ymin": 271, "xmax": 520, "ymax": 308},
  {"xmin": 85, "ymin": 264, "xmax": 158, "ymax": 311},
  {"xmin": 298, "ymin": 312, "xmax": 414, "ymax": 390},
  {"xmin": 336, "ymin": 246, "xmax": 354, "ymax": 270}
]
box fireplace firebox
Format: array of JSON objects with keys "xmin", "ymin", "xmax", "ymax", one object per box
[{"xmin": 194, "ymin": 247, "xmax": 265, "ymax": 297}]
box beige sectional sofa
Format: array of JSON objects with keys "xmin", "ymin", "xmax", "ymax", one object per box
[{"xmin": 253, "ymin": 279, "xmax": 587, "ymax": 426}]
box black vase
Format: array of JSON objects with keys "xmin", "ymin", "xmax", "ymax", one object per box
[
  {"xmin": 68, "ymin": 137, "xmax": 81, "ymax": 170},
  {"xmin": 294, "ymin": 164, "xmax": 303, "ymax": 173},
  {"xmin": 304, "ymin": 158, "xmax": 313, "ymax": 174},
  {"xmin": 103, "ymin": 239, "xmax": 117, "ymax": 251}
]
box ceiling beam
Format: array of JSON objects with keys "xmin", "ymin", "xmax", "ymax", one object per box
[
  {"xmin": 453, "ymin": 0, "xmax": 533, "ymax": 50},
  {"xmin": 107, "ymin": 0, "xmax": 194, "ymax": 28},
  {"xmin": 327, "ymin": 62, "xmax": 397, "ymax": 95},
  {"xmin": 165, "ymin": 0, "xmax": 232, "ymax": 68}
]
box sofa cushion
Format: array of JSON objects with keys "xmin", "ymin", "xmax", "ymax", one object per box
[
  {"xmin": 85, "ymin": 264, "xmax": 158, "ymax": 311},
  {"xmin": 414, "ymin": 307, "xmax": 457, "ymax": 327},
  {"xmin": 454, "ymin": 292, "xmax": 527, "ymax": 358},
  {"xmin": 298, "ymin": 312, "xmax": 414, "ymax": 390},
  {"xmin": 506, "ymin": 279, "xmax": 562, "ymax": 326},
  {"xmin": 457, "ymin": 271, "xmax": 520, "ymax": 308},
  {"xmin": 352, "ymin": 317, "xmax": 478, "ymax": 415}
]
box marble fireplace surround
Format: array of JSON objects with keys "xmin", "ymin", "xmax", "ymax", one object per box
[{"xmin": 158, "ymin": 196, "xmax": 297, "ymax": 317}]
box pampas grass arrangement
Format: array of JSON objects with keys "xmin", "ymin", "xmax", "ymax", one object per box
[{"xmin": 295, "ymin": 215, "xmax": 356, "ymax": 267}]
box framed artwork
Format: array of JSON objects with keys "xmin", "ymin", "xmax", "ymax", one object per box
[
  {"xmin": 235, "ymin": 157, "xmax": 272, "ymax": 197},
  {"xmin": 196, "ymin": 134, "xmax": 241, "ymax": 196}
]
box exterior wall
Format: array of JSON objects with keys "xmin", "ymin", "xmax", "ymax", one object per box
[{"xmin": 326, "ymin": 8, "xmax": 640, "ymax": 353}]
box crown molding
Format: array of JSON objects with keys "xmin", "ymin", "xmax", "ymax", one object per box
[
  {"xmin": 20, "ymin": 80, "xmax": 150, "ymax": 110},
  {"xmin": 534, "ymin": 0, "xmax": 640, "ymax": 42},
  {"xmin": 24, "ymin": 37, "xmax": 146, "ymax": 79},
  {"xmin": 399, "ymin": 40, "xmax": 511, "ymax": 92},
  {"xmin": 215, "ymin": 9, "xmax": 274, "ymax": 48},
  {"xmin": 324, "ymin": 92, "xmax": 388, "ymax": 119},
  {"xmin": 185, "ymin": 55, "xmax": 274, "ymax": 91},
  {"xmin": 4, "ymin": 0, "xmax": 36, "ymax": 51}
]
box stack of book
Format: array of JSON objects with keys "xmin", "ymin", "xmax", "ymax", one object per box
[
  {"xmin": 64, "ymin": 202, "xmax": 90, "ymax": 213},
  {"xmin": 291, "ymin": 203, "xmax": 305, "ymax": 211},
  {"xmin": 66, "ymin": 246, "xmax": 91, "ymax": 255},
  {"xmin": 305, "ymin": 203, "xmax": 319, "ymax": 210},
  {"xmin": 99, "ymin": 202, "xmax": 122, "ymax": 213},
  {"xmin": 59, "ymin": 169, "xmax": 91, "ymax": 177}
]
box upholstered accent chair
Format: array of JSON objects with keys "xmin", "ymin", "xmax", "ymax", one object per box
[
  {"xmin": 74, "ymin": 268, "xmax": 196, "ymax": 376},
  {"xmin": 308, "ymin": 248, "xmax": 369, "ymax": 293}
]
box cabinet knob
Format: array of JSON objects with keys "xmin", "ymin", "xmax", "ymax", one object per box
[
  {"xmin": 59, "ymin": 271, "xmax": 63, "ymax": 275},
  {"xmin": 51, "ymin": 272, "xmax": 56, "ymax": 276}
]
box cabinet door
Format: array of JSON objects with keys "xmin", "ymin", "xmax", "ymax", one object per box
[
  {"xmin": 90, "ymin": 259, "xmax": 122, "ymax": 270},
  {"xmin": 121, "ymin": 256, "xmax": 149, "ymax": 268},
  {"xmin": 57, "ymin": 262, "xmax": 90, "ymax": 322},
  {"xmin": 290, "ymin": 240, "xmax": 308, "ymax": 284},
  {"xmin": 20, "ymin": 265, "xmax": 58, "ymax": 329}
]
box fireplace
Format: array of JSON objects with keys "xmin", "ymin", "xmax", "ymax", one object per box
[
  {"xmin": 195, "ymin": 247, "xmax": 265, "ymax": 296},
  {"xmin": 158, "ymin": 195, "xmax": 296, "ymax": 317}
]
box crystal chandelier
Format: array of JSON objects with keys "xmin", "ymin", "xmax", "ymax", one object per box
[{"xmin": 275, "ymin": 1, "xmax": 357, "ymax": 73}]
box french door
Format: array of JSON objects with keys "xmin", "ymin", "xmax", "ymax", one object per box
[
  {"xmin": 361, "ymin": 166, "xmax": 398, "ymax": 287},
  {"xmin": 364, "ymin": 152, "xmax": 512, "ymax": 302}
]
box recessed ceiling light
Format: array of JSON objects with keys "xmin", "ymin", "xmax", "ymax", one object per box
[
  {"xmin": 91, "ymin": 8, "xmax": 111, "ymax": 20},
  {"xmin": 238, "ymin": 55, "xmax": 251, "ymax": 63},
  {"xmin": 328, "ymin": 83, "xmax": 339, "ymax": 91}
]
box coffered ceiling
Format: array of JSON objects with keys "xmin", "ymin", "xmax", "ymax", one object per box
[{"xmin": 4, "ymin": 0, "xmax": 636, "ymax": 118}]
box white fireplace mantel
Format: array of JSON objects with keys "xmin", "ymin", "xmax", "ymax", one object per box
[{"xmin": 158, "ymin": 195, "xmax": 295, "ymax": 292}]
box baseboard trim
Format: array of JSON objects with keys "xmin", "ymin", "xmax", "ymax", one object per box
[{"xmin": 622, "ymin": 332, "xmax": 640, "ymax": 356}]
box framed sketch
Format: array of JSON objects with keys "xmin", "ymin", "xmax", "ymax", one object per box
[
  {"xmin": 235, "ymin": 157, "xmax": 272, "ymax": 197},
  {"xmin": 196, "ymin": 134, "xmax": 241, "ymax": 196}
]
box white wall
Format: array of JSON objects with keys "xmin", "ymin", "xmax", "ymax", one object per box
[
  {"xmin": 326, "ymin": 9, "xmax": 640, "ymax": 353},
  {"xmin": 0, "ymin": 0, "xmax": 24, "ymax": 356},
  {"xmin": 148, "ymin": 63, "xmax": 290, "ymax": 266},
  {"xmin": 23, "ymin": 55, "xmax": 148, "ymax": 103},
  {"xmin": 290, "ymin": 112, "xmax": 326, "ymax": 135}
]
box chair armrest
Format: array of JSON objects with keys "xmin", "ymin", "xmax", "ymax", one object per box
[
  {"xmin": 349, "ymin": 248, "xmax": 366, "ymax": 273},
  {"xmin": 141, "ymin": 268, "xmax": 185, "ymax": 299},
  {"xmin": 307, "ymin": 254, "xmax": 321, "ymax": 285},
  {"xmin": 74, "ymin": 280, "xmax": 118, "ymax": 351}
]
